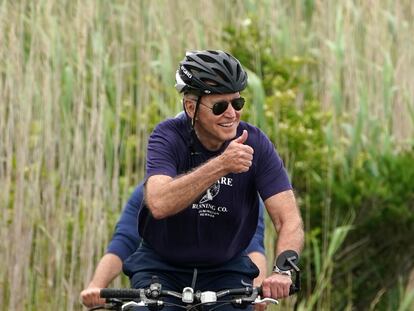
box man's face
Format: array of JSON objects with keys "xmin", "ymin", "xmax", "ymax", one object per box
[{"xmin": 193, "ymin": 92, "xmax": 243, "ymax": 151}]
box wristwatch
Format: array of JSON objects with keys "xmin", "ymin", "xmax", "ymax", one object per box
[{"xmin": 272, "ymin": 265, "xmax": 292, "ymax": 277}]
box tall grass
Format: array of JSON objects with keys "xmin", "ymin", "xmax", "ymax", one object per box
[{"xmin": 1, "ymin": 1, "xmax": 413, "ymax": 310}]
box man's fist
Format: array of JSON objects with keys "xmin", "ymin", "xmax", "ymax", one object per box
[{"xmin": 219, "ymin": 130, "xmax": 254, "ymax": 174}]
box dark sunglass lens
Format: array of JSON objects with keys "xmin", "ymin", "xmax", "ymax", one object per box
[
  {"xmin": 231, "ymin": 97, "xmax": 245, "ymax": 110},
  {"xmin": 212, "ymin": 101, "xmax": 229, "ymax": 115}
]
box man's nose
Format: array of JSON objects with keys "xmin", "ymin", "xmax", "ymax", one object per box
[{"xmin": 223, "ymin": 102, "xmax": 236, "ymax": 117}]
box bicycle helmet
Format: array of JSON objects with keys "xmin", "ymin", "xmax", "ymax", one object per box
[{"xmin": 175, "ymin": 50, "xmax": 248, "ymax": 95}]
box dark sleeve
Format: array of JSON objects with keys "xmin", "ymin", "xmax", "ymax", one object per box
[
  {"xmin": 255, "ymin": 130, "xmax": 292, "ymax": 201},
  {"xmin": 106, "ymin": 183, "xmax": 144, "ymax": 261},
  {"xmin": 245, "ymin": 198, "xmax": 265, "ymax": 255},
  {"xmin": 146, "ymin": 120, "xmax": 179, "ymax": 178}
]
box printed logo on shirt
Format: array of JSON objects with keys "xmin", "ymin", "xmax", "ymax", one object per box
[
  {"xmin": 191, "ymin": 176, "xmax": 233, "ymax": 218},
  {"xmin": 199, "ymin": 182, "xmax": 220, "ymax": 203}
]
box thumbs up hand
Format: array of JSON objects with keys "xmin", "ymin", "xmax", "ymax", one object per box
[
  {"xmin": 219, "ymin": 130, "xmax": 254, "ymax": 174},
  {"xmin": 234, "ymin": 129, "xmax": 248, "ymax": 144}
]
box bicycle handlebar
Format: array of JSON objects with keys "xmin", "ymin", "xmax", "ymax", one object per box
[
  {"xmin": 100, "ymin": 288, "xmax": 142, "ymax": 299},
  {"xmin": 94, "ymin": 250, "xmax": 300, "ymax": 310},
  {"xmin": 100, "ymin": 274, "xmax": 299, "ymax": 301},
  {"xmin": 100, "ymin": 285, "xmax": 297, "ymax": 302},
  {"xmin": 100, "ymin": 286, "xmax": 260, "ymax": 300},
  {"xmin": 95, "ymin": 285, "xmax": 273, "ymax": 311}
]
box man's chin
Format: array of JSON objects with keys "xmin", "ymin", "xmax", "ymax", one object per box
[{"xmin": 223, "ymin": 130, "xmax": 238, "ymax": 141}]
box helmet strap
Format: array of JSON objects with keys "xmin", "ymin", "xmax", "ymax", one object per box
[
  {"xmin": 189, "ymin": 96, "xmax": 202, "ymax": 155},
  {"xmin": 191, "ymin": 96, "xmax": 202, "ymax": 129}
]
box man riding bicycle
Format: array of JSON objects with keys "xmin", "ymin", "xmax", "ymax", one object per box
[{"xmin": 122, "ymin": 50, "xmax": 304, "ymax": 309}]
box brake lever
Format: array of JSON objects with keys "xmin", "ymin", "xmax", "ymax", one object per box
[
  {"xmin": 233, "ymin": 291, "xmax": 278, "ymax": 306},
  {"xmin": 88, "ymin": 299, "xmax": 124, "ymax": 311},
  {"xmin": 254, "ymin": 297, "xmax": 279, "ymax": 305},
  {"xmin": 122, "ymin": 301, "xmax": 143, "ymax": 311},
  {"xmin": 121, "ymin": 300, "xmax": 164, "ymax": 311}
]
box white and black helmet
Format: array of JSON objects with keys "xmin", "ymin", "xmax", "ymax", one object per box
[{"xmin": 175, "ymin": 50, "xmax": 248, "ymax": 95}]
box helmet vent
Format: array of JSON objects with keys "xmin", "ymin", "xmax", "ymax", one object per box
[
  {"xmin": 223, "ymin": 59, "xmax": 233, "ymax": 75},
  {"xmin": 207, "ymin": 50, "xmax": 219, "ymax": 55},
  {"xmin": 186, "ymin": 65, "xmax": 203, "ymax": 75},
  {"xmin": 236, "ymin": 64, "xmax": 241, "ymax": 80},
  {"xmin": 201, "ymin": 78, "xmax": 218, "ymax": 86},
  {"xmin": 198, "ymin": 54, "xmax": 217, "ymax": 63},
  {"xmin": 213, "ymin": 68, "xmax": 230, "ymax": 82}
]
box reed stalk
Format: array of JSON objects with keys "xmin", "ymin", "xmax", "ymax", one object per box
[{"xmin": 1, "ymin": 1, "xmax": 413, "ymax": 310}]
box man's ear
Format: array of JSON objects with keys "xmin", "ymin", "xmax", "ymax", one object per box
[{"xmin": 184, "ymin": 98, "xmax": 196, "ymax": 119}]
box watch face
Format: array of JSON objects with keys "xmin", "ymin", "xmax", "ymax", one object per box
[{"xmin": 275, "ymin": 250, "xmax": 299, "ymax": 271}]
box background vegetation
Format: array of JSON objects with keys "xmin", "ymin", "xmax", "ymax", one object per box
[{"xmin": 1, "ymin": 1, "xmax": 413, "ymax": 310}]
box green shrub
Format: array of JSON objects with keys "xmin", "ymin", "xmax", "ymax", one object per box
[
  {"xmin": 331, "ymin": 150, "xmax": 414, "ymax": 310},
  {"xmin": 225, "ymin": 18, "xmax": 414, "ymax": 310}
]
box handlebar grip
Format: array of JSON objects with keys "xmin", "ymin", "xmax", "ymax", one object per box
[
  {"xmin": 289, "ymin": 285, "xmax": 299, "ymax": 295},
  {"xmin": 100, "ymin": 288, "xmax": 142, "ymax": 299},
  {"xmin": 257, "ymin": 284, "xmax": 299, "ymax": 297}
]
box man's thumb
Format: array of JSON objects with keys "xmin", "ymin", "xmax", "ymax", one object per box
[{"xmin": 234, "ymin": 130, "xmax": 248, "ymax": 144}]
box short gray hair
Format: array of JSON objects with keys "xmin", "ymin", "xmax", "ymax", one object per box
[{"xmin": 183, "ymin": 93, "xmax": 199, "ymax": 102}]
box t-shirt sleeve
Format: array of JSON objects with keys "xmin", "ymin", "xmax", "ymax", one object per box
[
  {"xmin": 146, "ymin": 120, "xmax": 179, "ymax": 178},
  {"xmin": 245, "ymin": 197, "xmax": 265, "ymax": 254},
  {"xmin": 255, "ymin": 130, "xmax": 292, "ymax": 201},
  {"xmin": 106, "ymin": 184, "xmax": 143, "ymax": 261}
]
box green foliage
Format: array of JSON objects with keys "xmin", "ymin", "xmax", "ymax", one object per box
[
  {"xmin": 2, "ymin": 1, "xmax": 414, "ymax": 310},
  {"xmin": 333, "ymin": 150, "xmax": 414, "ymax": 310},
  {"xmin": 225, "ymin": 18, "xmax": 414, "ymax": 310}
]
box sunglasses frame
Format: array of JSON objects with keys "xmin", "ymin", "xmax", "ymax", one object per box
[{"xmin": 200, "ymin": 97, "xmax": 245, "ymax": 116}]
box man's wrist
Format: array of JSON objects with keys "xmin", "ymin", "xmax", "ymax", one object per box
[
  {"xmin": 213, "ymin": 154, "xmax": 229, "ymax": 175},
  {"xmin": 87, "ymin": 281, "xmax": 104, "ymax": 289}
]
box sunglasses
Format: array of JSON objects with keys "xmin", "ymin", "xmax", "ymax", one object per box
[{"xmin": 200, "ymin": 97, "xmax": 245, "ymax": 115}]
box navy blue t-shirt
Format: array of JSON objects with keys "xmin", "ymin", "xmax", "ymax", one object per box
[
  {"xmin": 106, "ymin": 182, "xmax": 266, "ymax": 261},
  {"xmin": 139, "ymin": 114, "xmax": 291, "ymax": 265}
]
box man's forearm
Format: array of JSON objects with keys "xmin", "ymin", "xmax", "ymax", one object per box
[
  {"xmin": 146, "ymin": 130, "xmax": 253, "ymax": 219},
  {"xmin": 146, "ymin": 156, "xmax": 227, "ymax": 219},
  {"xmin": 265, "ymin": 190, "xmax": 304, "ymax": 257},
  {"xmin": 88, "ymin": 253, "xmax": 123, "ymax": 288},
  {"xmin": 275, "ymin": 218, "xmax": 304, "ymax": 257}
]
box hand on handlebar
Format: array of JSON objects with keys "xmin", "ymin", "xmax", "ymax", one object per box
[
  {"xmin": 261, "ymin": 273, "xmax": 292, "ymax": 299},
  {"xmin": 80, "ymin": 286, "xmax": 106, "ymax": 308}
]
